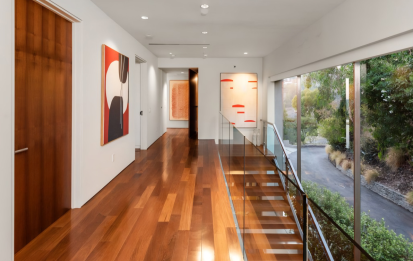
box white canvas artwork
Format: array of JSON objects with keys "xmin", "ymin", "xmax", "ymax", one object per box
[{"xmin": 220, "ymin": 73, "xmax": 257, "ymax": 128}]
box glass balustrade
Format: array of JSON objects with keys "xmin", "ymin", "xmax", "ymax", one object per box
[{"xmin": 218, "ymin": 111, "xmax": 375, "ymax": 261}]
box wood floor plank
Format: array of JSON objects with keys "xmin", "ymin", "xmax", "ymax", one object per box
[
  {"xmin": 15, "ymin": 129, "xmax": 246, "ymax": 261},
  {"xmin": 179, "ymin": 174, "xmax": 196, "ymax": 230},
  {"xmin": 158, "ymin": 193, "xmax": 177, "ymax": 222},
  {"xmin": 134, "ymin": 185, "xmax": 155, "ymax": 209}
]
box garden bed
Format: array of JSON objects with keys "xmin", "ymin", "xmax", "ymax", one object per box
[{"xmin": 328, "ymin": 157, "xmax": 413, "ymax": 213}]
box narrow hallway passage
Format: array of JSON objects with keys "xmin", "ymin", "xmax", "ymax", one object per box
[{"xmin": 15, "ymin": 129, "xmax": 243, "ymax": 261}]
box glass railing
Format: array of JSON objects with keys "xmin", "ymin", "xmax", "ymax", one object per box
[
  {"xmin": 217, "ymin": 111, "xmax": 376, "ymax": 261},
  {"xmin": 262, "ymin": 119, "xmax": 376, "ymax": 261}
]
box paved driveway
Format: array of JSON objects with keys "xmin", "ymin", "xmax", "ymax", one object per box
[{"xmin": 288, "ymin": 146, "xmax": 413, "ymax": 242}]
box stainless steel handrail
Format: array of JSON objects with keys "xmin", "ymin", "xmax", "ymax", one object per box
[{"xmin": 260, "ymin": 119, "xmax": 304, "ymax": 190}]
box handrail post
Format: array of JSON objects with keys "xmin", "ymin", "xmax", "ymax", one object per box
[
  {"xmin": 303, "ymin": 193, "xmax": 308, "ymax": 261},
  {"xmin": 285, "ymin": 162, "xmax": 289, "ymax": 190}
]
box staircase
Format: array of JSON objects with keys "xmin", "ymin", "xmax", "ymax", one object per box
[
  {"xmin": 228, "ymin": 146, "xmax": 304, "ymax": 261},
  {"xmin": 218, "ymin": 113, "xmax": 376, "ymax": 261}
]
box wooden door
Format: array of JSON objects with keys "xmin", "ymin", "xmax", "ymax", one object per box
[
  {"xmin": 15, "ymin": 0, "xmax": 72, "ymax": 253},
  {"xmin": 188, "ymin": 69, "xmax": 198, "ymax": 139}
]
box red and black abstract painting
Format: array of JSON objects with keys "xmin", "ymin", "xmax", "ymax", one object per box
[
  {"xmin": 220, "ymin": 73, "xmax": 258, "ymax": 127},
  {"xmin": 101, "ymin": 45, "xmax": 129, "ymax": 145}
]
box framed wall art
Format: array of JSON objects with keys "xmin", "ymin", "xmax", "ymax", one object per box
[
  {"xmin": 169, "ymin": 80, "xmax": 189, "ymax": 121},
  {"xmin": 101, "ymin": 44, "xmax": 129, "ymax": 145},
  {"xmin": 220, "ymin": 73, "xmax": 258, "ymax": 127}
]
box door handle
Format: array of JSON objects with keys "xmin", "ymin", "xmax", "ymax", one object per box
[{"xmin": 15, "ymin": 148, "xmax": 28, "ymax": 154}]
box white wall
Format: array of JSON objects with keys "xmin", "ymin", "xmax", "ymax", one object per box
[
  {"xmin": 263, "ymin": 0, "xmax": 413, "ymax": 121},
  {"xmin": 158, "ymin": 58, "xmax": 263, "ymax": 142},
  {"xmin": 0, "ymin": 0, "xmax": 14, "ymax": 259},
  {"xmin": 165, "ymin": 72, "xmax": 189, "ymax": 129},
  {"xmin": 50, "ymin": 0, "xmax": 164, "ymax": 207}
]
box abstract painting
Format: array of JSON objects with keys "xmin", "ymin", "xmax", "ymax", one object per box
[
  {"xmin": 101, "ymin": 45, "xmax": 129, "ymax": 145},
  {"xmin": 220, "ymin": 73, "xmax": 258, "ymax": 127},
  {"xmin": 169, "ymin": 80, "xmax": 189, "ymax": 121}
]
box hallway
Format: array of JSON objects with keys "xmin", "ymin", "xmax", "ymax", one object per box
[{"xmin": 15, "ymin": 129, "xmax": 243, "ymax": 261}]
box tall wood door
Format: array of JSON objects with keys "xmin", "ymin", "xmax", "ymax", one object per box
[{"xmin": 15, "ymin": 0, "xmax": 72, "ymax": 253}]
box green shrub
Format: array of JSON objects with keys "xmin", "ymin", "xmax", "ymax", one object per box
[
  {"xmin": 283, "ymin": 118, "xmax": 297, "ymax": 145},
  {"xmin": 302, "ymin": 181, "xmax": 413, "ymax": 261},
  {"xmin": 319, "ymin": 117, "xmax": 346, "ymax": 150}
]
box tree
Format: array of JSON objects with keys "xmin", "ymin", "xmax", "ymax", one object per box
[{"xmin": 361, "ymin": 50, "xmax": 413, "ymax": 159}]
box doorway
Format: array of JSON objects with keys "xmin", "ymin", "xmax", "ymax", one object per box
[
  {"xmin": 14, "ymin": 0, "xmax": 72, "ymax": 253},
  {"xmin": 189, "ymin": 68, "xmax": 198, "ymax": 139}
]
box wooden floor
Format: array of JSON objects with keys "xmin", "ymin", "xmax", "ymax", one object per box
[{"xmin": 15, "ymin": 129, "xmax": 243, "ymax": 261}]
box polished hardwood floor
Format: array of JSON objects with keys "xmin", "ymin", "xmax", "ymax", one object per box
[{"xmin": 15, "ymin": 129, "xmax": 243, "ymax": 261}]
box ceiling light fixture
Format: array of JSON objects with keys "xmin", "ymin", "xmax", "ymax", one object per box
[
  {"xmin": 141, "ymin": 16, "xmax": 149, "ymax": 19},
  {"xmin": 200, "ymin": 4, "xmax": 209, "ymax": 15},
  {"xmin": 181, "ymin": 72, "xmax": 184, "ymax": 73},
  {"xmin": 203, "ymin": 46, "xmax": 207, "ymax": 49},
  {"xmin": 244, "ymin": 52, "xmax": 248, "ymax": 55},
  {"xmin": 169, "ymin": 53, "xmax": 172, "ymax": 54},
  {"xmin": 202, "ymin": 31, "xmax": 208, "ymax": 34},
  {"xmin": 204, "ymin": 54, "xmax": 207, "ymax": 56}
]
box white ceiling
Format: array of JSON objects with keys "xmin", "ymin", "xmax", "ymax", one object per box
[{"xmin": 91, "ymin": 0, "xmax": 346, "ymax": 58}]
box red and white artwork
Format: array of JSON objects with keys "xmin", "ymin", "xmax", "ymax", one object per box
[
  {"xmin": 221, "ymin": 73, "xmax": 257, "ymax": 127},
  {"xmin": 101, "ymin": 45, "xmax": 129, "ymax": 145},
  {"xmin": 170, "ymin": 80, "xmax": 189, "ymax": 120}
]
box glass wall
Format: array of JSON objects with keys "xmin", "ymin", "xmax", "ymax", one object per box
[
  {"xmin": 277, "ymin": 49, "xmax": 413, "ymax": 260},
  {"xmin": 360, "ymin": 51, "xmax": 413, "ymax": 260},
  {"xmin": 299, "ymin": 64, "xmax": 355, "ymax": 209}
]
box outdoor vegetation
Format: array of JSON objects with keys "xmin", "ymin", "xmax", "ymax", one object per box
[
  {"xmin": 303, "ymin": 181, "xmax": 413, "ymax": 261},
  {"xmin": 359, "ymin": 50, "xmax": 413, "ymax": 197},
  {"xmin": 282, "ymin": 50, "xmax": 413, "ymax": 260},
  {"xmin": 284, "ymin": 50, "xmax": 413, "ymax": 198}
]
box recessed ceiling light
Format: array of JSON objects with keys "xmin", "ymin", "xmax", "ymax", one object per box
[
  {"xmin": 244, "ymin": 52, "xmax": 248, "ymax": 54},
  {"xmin": 169, "ymin": 53, "xmax": 172, "ymax": 54},
  {"xmin": 141, "ymin": 16, "xmax": 149, "ymax": 20},
  {"xmin": 202, "ymin": 31, "xmax": 208, "ymax": 34},
  {"xmin": 204, "ymin": 54, "xmax": 207, "ymax": 56},
  {"xmin": 181, "ymin": 72, "xmax": 184, "ymax": 73},
  {"xmin": 201, "ymin": 4, "xmax": 209, "ymax": 9},
  {"xmin": 203, "ymin": 46, "xmax": 207, "ymax": 49}
]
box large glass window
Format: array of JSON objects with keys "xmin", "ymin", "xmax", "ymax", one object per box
[
  {"xmin": 276, "ymin": 49, "xmax": 413, "ymax": 260},
  {"xmin": 360, "ymin": 51, "xmax": 413, "ymax": 259},
  {"xmin": 299, "ymin": 63, "xmax": 355, "ymax": 213}
]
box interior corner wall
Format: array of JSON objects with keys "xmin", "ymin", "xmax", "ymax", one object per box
[
  {"xmin": 158, "ymin": 58, "xmax": 263, "ymax": 142},
  {"xmin": 161, "ymin": 70, "xmax": 168, "ymax": 134},
  {"xmin": 166, "ymin": 73, "xmax": 189, "ymax": 129},
  {"xmin": 32, "ymin": 0, "xmax": 163, "ymax": 207},
  {"xmin": 0, "ymin": 0, "xmax": 14, "ymax": 259},
  {"xmin": 263, "ymin": 0, "xmax": 413, "ymax": 121}
]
